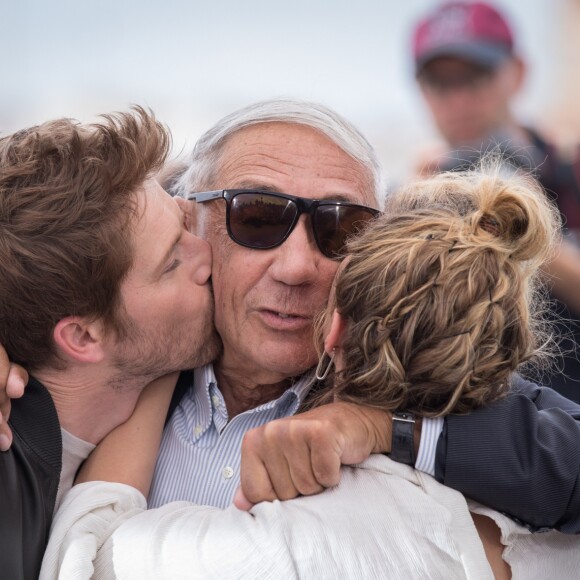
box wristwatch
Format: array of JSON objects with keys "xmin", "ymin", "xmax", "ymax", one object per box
[{"xmin": 389, "ymin": 411, "xmax": 416, "ymax": 466}]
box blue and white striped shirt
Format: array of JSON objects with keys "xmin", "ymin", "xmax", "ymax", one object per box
[
  {"xmin": 148, "ymin": 364, "xmax": 315, "ymax": 509},
  {"xmin": 148, "ymin": 364, "xmax": 443, "ymax": 509}
]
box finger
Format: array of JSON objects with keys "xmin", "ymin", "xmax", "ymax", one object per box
[
  {"xmin": 253, "ymin": 423, "xmax": 302, "ymax": 501},
  {"xmin": 240, "ymin": 431, "xmax": 278, "ymax": 505},
  {"xmin": 0, "ymin": 422, "xmax": 13, "ymax": 452},
  {"xmin": 310, "ymin": 442, "xmax": 342, "ymax": 488},
  {"xmin": 0, "ymin": 347, "xmax": 10, "ymax": 404},
  {"xmin": 280, "ymin": 431, "xmax": 324, "ymax": 497},
  {"xmin": 280, "ymin": 416, "xmax": 342, "ymax": 490},
  {"xmin": 6, "ymin": 365, "xmax": 27, "ymax": 399},
  {"xmin": 241, "ymin": 424, "xmax": 303, "ymax": 502},
  {"xmin": 264, "ymin": 456, "xmax": 299, "ymax": 502},
  {"xmin": 240, "ymin": 456, "xmax": 277, "ymax": 504},
  {"xmin": 232, "ymin": 486, "xmax": 254, "ymax": 511},
  {"xmin": 0, "ymin": 396, "xmax": 10, "ymax": 426}
]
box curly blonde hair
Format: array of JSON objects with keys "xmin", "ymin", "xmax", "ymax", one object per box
[{"xmin": 317, "ymin": 163, "xmax": 561, "ymax": 417}]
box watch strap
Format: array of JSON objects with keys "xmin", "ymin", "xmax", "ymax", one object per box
[{"xmin": 389, "ymin": 411, "xmax": 416, "ymax": 466}]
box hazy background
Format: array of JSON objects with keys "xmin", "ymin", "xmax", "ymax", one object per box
[{"xmin": 2, "ymin": 0, "xmax": 577, "ymax": 183}]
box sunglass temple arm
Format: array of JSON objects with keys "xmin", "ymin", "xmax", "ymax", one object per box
[{"xmin": 187, "ymin": 190, "xmax": 225, "ymax": 203}]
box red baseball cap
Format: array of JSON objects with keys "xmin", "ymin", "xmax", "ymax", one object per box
[{"xmin": 413, "ymin": 2, "xmax": 514, "ymax": 72}]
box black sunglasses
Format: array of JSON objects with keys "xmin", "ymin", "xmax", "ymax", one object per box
[{"xmin": 187, "ymin": 189, "xmax": 380, "ymax": 260}]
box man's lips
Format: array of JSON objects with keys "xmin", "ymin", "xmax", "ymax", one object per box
[{"xmin": 258, "ymin": 309, "xmax": 313, "ymax": 330}]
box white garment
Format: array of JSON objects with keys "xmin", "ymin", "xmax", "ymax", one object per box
[
  {"xmin": 55, "ymin": 428, "xmax": 95, "ymax": 513},
  {"xmin": 40, "ymin": 455, "xmax": 580, "ymax": 580}
]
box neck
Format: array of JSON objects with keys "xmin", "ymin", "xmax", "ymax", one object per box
[
  {"xmin": 36, "ymin": 366, "xmax": 149, "ymax": 444},
  {"xmin": 213, "ymin": 363, "xmax": 292, "ymax": 418}
]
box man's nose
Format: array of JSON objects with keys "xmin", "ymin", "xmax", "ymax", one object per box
[{"xmin": 268, "ymin": 215, "xmax": 321, "ymax": 285}]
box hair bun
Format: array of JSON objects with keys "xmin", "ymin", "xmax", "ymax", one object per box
[
  {"xmin": 478, "ymin": 215, "xmax": 501, "ymax": 237},
  {"xmin": 471, "ymin": 171, "xmax": 559, "ymax": 266}
]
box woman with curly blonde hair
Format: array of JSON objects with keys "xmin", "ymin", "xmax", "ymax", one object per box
[{"xmin": 316, "ymin": 163, "xmax": 559, "ymax": 419}]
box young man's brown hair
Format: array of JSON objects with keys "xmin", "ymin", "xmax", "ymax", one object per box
[{"xmin": 0, "ymin": 106, "xmax": 170, "ymax": 370}]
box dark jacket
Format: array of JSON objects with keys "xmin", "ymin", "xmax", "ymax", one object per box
[
  {"xmin": 437, "ymin": 375, "xmax": 580, "ymax": 533},
  {"xmin": 0, "ymin": 377, "xmax": 61, "ymax": 580}
]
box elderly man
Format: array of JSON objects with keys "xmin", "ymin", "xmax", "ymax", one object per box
[
  {"xmin": 411, "ymin": 1, "xmax": 580, "ymax": 402},
  {"xmin": 0, "ymin": 108, "xmax": 220, "ymax": 579}
]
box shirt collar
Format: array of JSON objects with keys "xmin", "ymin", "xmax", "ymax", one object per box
[
  {"xmin": 188, "ymin": 363, "xmax": 316, "ymax": 441},
  {"xmin": 189, "ymin": 365, "xmax": 214, "ymax": 441},
  {"xmin": 250, "ymin": 369, "xmax": 316, "ymax": 418}
]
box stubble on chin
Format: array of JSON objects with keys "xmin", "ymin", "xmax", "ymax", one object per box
[{"xmin": 109, "ymin": 307, "xmax": 222, "ymax": 391}]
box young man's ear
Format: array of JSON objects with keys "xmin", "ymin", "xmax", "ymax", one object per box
[
  {"xmin": 324, "ymin": 310, "xmax": 348, "ymax": 355},
  {"xmin": 53, "ymin": 317, "xmax": 108, "ymax": 364}
]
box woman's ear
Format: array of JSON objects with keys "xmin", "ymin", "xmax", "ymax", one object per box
[{"xmin": 324, "ymin": 310, "xmax": 347, "ymax": 354}]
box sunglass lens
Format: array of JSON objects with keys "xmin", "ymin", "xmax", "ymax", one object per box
[
  {"xmin": 314, "ymin": 205, "xmax": 377, "ymax": 259},
  {"xmin": 229, "ymin": 193, "xmax": 297, "ymax": 249}
]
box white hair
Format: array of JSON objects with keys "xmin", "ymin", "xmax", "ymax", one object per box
[{"xmin": 173, "ymin": 98, "xmax": 386, "ymax": 208}]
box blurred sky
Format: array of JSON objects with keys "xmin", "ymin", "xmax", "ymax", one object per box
[{"xmin": 0, "ymin": 0, "xmax": 562, "ymax": 182}]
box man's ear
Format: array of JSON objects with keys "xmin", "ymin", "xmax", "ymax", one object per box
[
  {"xmin": 507, "ymin": 56, "xmax": 526, "ymax": 96},
  {"xmin": 53, "ymin": 316, "xmax": 108, "ymax": 364},
  {"xmin": 324, "ymin": 310, "xmax": 348, "ymax": 354},
  {"xmin": 175, "ymin": 196, "xmax": 199, "ymax": 235}
]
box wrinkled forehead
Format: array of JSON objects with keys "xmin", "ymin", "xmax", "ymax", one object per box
[{"xmin": 214, "ymin": 122, "xmax": 376, "ymax": 207}]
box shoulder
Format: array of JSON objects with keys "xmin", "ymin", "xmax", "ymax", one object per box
[{"xmin": 9, "ymin": 376, "xmax": 61, "ymax": 473}]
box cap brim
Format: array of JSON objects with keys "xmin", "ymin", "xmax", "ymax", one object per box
[{"xmin": 416, "ymin": 42, "xmax": 512, "ymax": 72}]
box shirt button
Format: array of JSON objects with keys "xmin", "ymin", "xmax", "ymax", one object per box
[
  {"xmin": 193, "ymin": 425, "xmax": 203, "ymax": 437},
  {"xmin": 222, "ymin": 466, "xmax": 234, "ymax": 479},
  {"xmin": 211, "ymin": 395, "xmax": 221, "ymax": 408}
]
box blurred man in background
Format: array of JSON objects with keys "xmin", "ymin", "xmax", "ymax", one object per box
[{"xmin": 412, "ymin": 0, "xmax": 580, "ymax": 402}]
